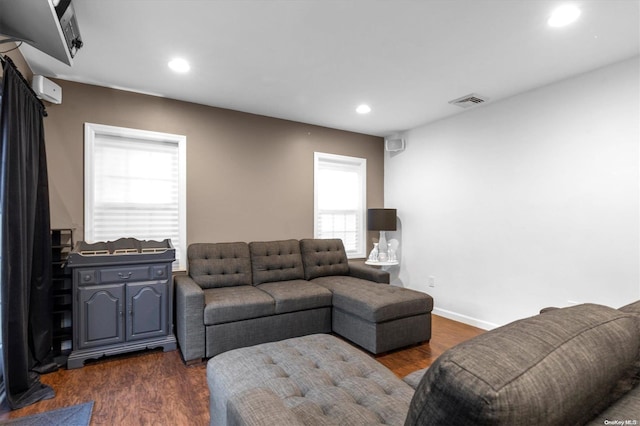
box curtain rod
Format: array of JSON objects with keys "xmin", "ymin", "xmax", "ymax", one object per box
[{"xmin": 1, "ymin": 54, "xmax": 48, "ymax": 117}]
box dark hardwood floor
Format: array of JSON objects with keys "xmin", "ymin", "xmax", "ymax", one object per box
[{"xmin": 0, "ymin": 315, "xmax": 484, "ymax": 425}]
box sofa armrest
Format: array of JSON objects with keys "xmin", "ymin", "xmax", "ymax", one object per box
[
  {"xmin": 228, "ymin": 388, "xmax": 304, "ymax": 426},
  {"xmin": 174, "ymin": 275, "xmax": 205, "ymax": 362},
  {"xmin": 405, "ymin": 304, "xmax": 640, "ymax": 426},
  {"xmin": 348, "ymin": 260, "xmax": 390, "ymax": 284}
]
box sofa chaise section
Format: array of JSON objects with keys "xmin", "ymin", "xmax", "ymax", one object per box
[{"xmin": 300, "ymin": 238, "xmax": 433, "ymax": 354}]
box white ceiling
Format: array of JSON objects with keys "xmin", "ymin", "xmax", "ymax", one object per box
[{"xmin": 17, "ymin": 0, "xmax": 640, "ymax": 137}]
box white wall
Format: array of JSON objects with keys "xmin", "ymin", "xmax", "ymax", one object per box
[{"xmin": 385, "ymin": 56, "xmax": 640, "ymax": 329}]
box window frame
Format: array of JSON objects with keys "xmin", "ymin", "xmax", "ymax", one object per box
[
  {"xmin": 313, "ymin": 152, "xmax": 367, "ymax": 259},
  {"xmin": 84, "ymin": 122, "xmax": 187, "ymax": 270}
]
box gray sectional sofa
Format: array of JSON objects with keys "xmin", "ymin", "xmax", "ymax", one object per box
[
  {"xmin": 207, "ymin": 301, "xmax": 640, "ymax": 425},
  {"xmin": 174, "ymin": 238, "xmax": 433, "ymax": 362}
]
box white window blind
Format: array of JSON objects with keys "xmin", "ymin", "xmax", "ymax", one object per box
[
  {"xmin": 314, "ymin": 152, "xmax": 366, "ymax": 258},
  {"xmin": 84, "ymin": 123, "xmax": 186, "ymax": 270}
]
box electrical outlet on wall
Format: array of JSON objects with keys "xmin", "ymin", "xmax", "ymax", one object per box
[{"xmin": 428, "ymin": 276, "xmax": 435, "ymax": 287}]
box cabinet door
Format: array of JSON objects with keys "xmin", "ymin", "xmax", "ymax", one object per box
[
  {"xmin": 78, "ymin": 284, "xmax": 125, "ymax": 349},
  {"xmin": 126, "ymin": 281, "xmax": 168, "ymax": 341}
]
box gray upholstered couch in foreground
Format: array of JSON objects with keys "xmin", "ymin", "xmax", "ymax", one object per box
[
  {"xmin": 174, "ymin": 238, "xmax": 433, "ymax": 362},
  {"xmin": 207, "ymin": 302, "xmax": 640, "ymax": 425}
]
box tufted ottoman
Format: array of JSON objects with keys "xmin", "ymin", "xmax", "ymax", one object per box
[{"xmin": 207, "ymin": 333, "xmax": 413, "ymax": 425}]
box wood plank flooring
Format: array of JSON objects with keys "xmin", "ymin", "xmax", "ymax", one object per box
[{"xmin": 0, "ymin": 315, "xmax": 484, "ymax": 425}]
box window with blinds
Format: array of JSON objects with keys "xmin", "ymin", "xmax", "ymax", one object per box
[
  {"xmin": 314, "ymin": 152, "xmax": 366, "ymax": 258},
  {"xmin": 84, "ymin": 123, "xmax": 186, "ymax": 269}
]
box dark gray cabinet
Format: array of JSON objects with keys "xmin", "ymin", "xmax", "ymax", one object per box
[{"xmin": 68, "ymin": 261, "xmax": 176, "ymax": 369}]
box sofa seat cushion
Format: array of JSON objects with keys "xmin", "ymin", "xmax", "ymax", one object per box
[
  {"xmin": 405, "ymin": 303, "xmax": 640, "ymax": 426},
  {"xmin": 257, "ymin": 280, "xmax": 332, "ymax": 314},
  {"xmin": 250, "ymin": 239, "xmax": 305, "ymax": 285},
  {"xmin": 204, "ymin": 286, "xmax": 274, "ymax": 325},
  {"xmin": 207, "ymin": 333, "xmax": 413, "ymax": 426},
  {"xmin": 312, "ymin": 276, "xmax": 433, "ymax": 323}
]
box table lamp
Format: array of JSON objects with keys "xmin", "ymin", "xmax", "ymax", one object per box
[{"xmin": 367, "ymin": 208, "xmax": 397, "ymax": 261}]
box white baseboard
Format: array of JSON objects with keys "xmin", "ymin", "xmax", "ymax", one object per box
[{"xmin": 432, "ymin": 307, "xmax": 500, "ymax": 331}]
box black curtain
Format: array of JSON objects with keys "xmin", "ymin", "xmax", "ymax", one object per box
[{"xmin": 0, "ymin": 56, "xmax": 55, "ymax": 409}]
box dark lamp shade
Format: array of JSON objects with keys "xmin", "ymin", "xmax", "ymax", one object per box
[{"xmin": 367, "ymin": 208, "xmax": 397, "ymax": 231}]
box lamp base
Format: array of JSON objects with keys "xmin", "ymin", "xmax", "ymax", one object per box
[{"xmin": 378, "ymin": 231, "xmax": 388, "ymax": 262}]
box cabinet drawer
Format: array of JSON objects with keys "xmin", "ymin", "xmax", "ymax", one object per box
[
  {"xmin": 77, "ymin": 269, "xmax": 98, "ymax": 285},
  {"xmin": 151, "ymin": 265, "xmax": 169, "ymax": 280},
  {"xmin": 100, "ymin": 266, "xmax": 151, "ymax": 283}
]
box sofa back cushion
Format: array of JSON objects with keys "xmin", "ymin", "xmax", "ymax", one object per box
[
  {"xmin": 249, "ymin": 239, "xmax": 305, "ymax": 285},
  {"xmin": 187, "ymin": 242, "xmax": 252, "ymax": 289},
  {"xmin": 405, "ymin": 303, "xmax": 640, "ymax": 426},
  {"xmin": 300, "ymin": 238, "xmax": 349, "ymax": 280}
]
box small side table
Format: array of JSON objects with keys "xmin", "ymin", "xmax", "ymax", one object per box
[
  {"xmin": 365, "ymin": 260, "xmax": 399, "ymax": 272},
  {"xmin": 365, "ymin": 260, "xmax": 399, "ymax": 266}
]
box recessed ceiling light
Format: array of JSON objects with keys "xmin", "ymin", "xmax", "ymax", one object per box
[
  {"xmin": 548, "ymin": 5, "xmax": 581, "ymax": 27},
  {"xmin": 168, "ymin": 58, "xmax": 190, "ymax": 73},
  {"xmin": 356, "ymin": 104, "xmax": 371, "ymax": 114}
]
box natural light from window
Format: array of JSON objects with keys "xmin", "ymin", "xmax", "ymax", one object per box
[
  {"xmin": 84, "ymin": 123, "xmax": 186, "ymax": 270},
  {"xmin": 314, "ymin": 152, "xmax": 366, "ymax": 258}
]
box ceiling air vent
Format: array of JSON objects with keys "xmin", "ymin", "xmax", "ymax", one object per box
[{"xmin": 449, "ymin": 93, "xmax": 489, "ymax": 109}]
